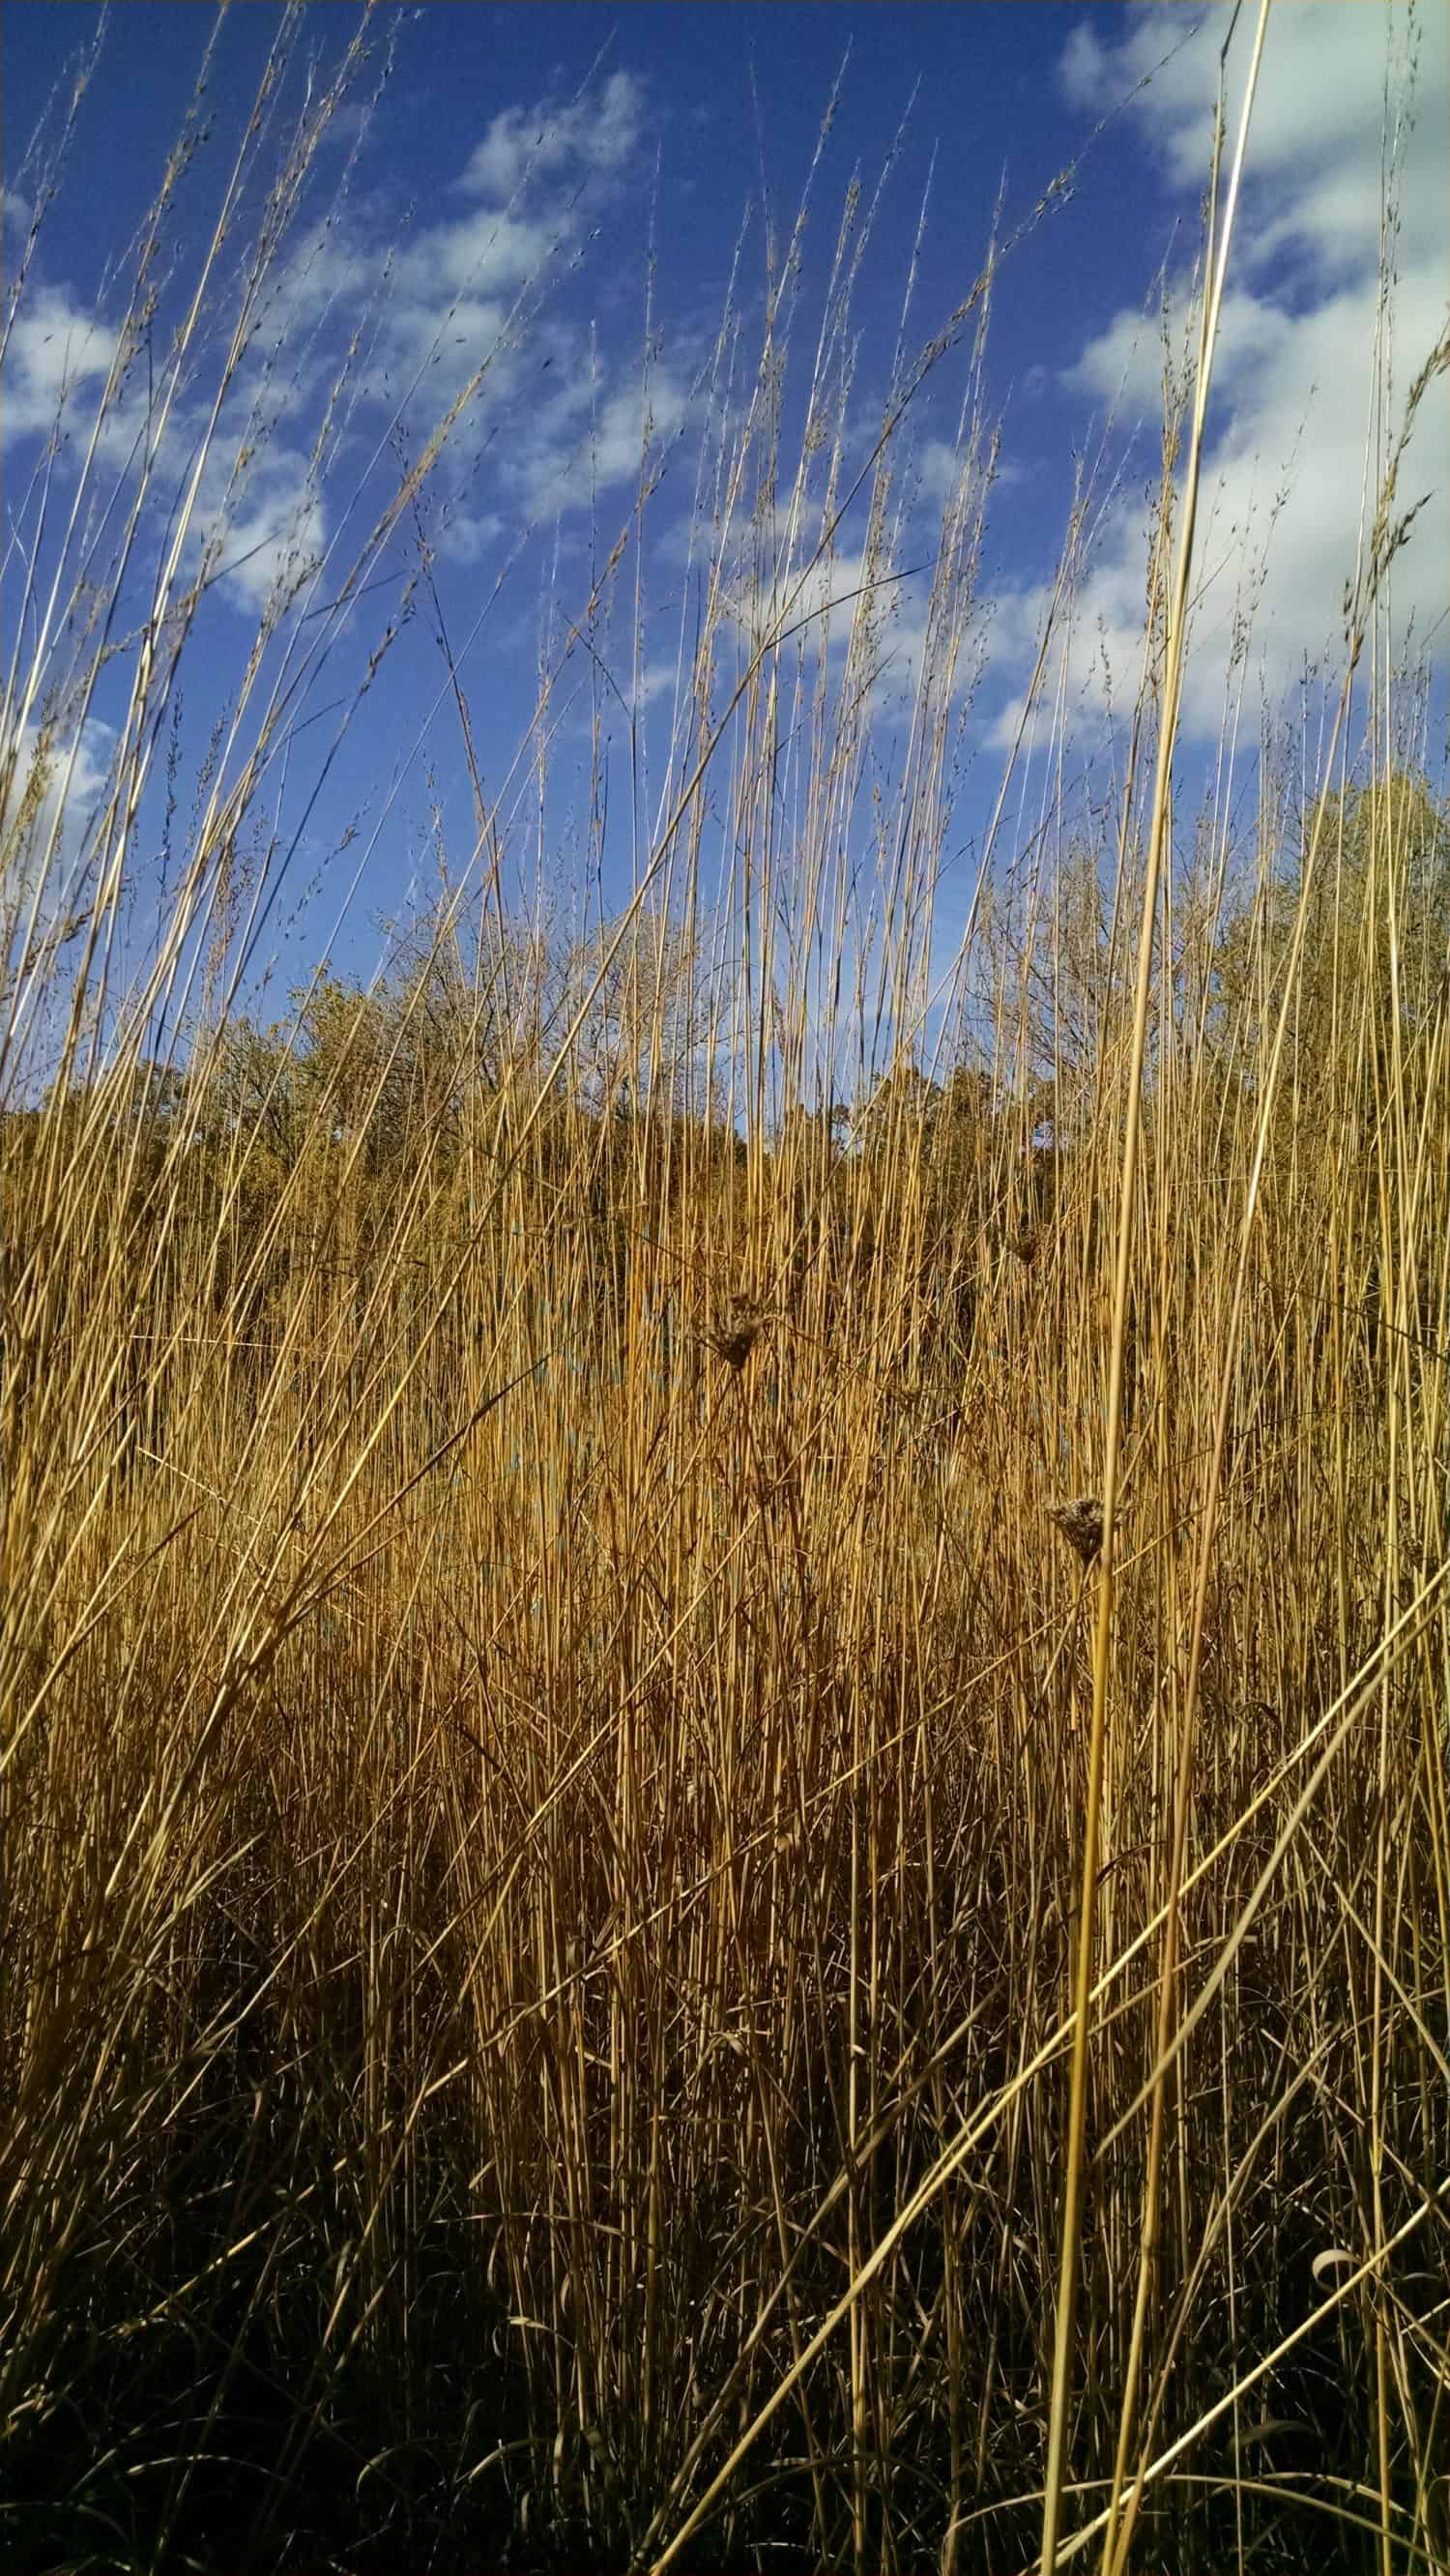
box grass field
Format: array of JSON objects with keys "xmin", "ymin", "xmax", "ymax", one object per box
[{"xmin": 3, "ymin": 9, "xmax": 1448, "ymax": 2569}]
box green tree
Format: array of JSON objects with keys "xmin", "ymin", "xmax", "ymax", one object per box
[{"xmin": 1213, "ymin": 766, "xmax": 1449, "ymax": 1100}]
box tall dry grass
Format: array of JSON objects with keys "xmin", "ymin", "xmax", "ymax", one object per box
[{"xmin": 2, "ymin": 12, "xmax": 1448, "ymax": 2572}]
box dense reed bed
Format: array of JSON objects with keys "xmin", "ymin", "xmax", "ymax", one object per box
[{"xmin": 2, "ymin": 9, "xmax": 1447, "ymax": 2568}]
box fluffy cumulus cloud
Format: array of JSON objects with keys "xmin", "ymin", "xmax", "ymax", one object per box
[
  {"xmin": 346, "ymin": 70, "xmax": 651, "ymax": 424},
  {"xmin": 4, "ymin": 63, "xmax": 669, "ymax": 632},
  {"xmin": 206, "ymin": 464, "xmax": 328, "ymax": 617},
  {"xmin": 998, "ymin": 0, "xmax": 1448, "ymax": 748},
  {"xmin": 393, "ymin": 210, "xmax": 562, "ymax": 319},
  {"xmin": 512, "ymin": 365, "xmax": 693, "ymax": 522},
  {"xmin": 1, "ymin": 715, "xmax": 117, "ymax": 916},
  {"xmin": 720, "ymin": 508, "xmax": 985, "ymax": 736},
  {"xmin": 1, "ymin": 281, "xmax": 119, "ymax": 439},
  {"xmin": 455, "ymin": 70, "xmax": 645, "ymax": 204},
  {"xmin": 1061, "ymin": 1, "xmax": 1439, "ymax": 245},
  {"xmin": 377, "ymin": 69, "xmax": 690, "ymax": 536}
]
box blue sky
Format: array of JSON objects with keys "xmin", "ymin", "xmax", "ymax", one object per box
[{"xmin": 3, "ymin": 2, "xmax": 1446, "ymax": 1082}]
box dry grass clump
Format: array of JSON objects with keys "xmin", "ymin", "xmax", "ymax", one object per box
[
  {"xmin": 2, "ymin": 13, "xmax": 1448, "ymax": 2575},
  {"xmin": 703, "ymin": 1298, "xmax": 774, "ymax": 1371},
  {"xmin": 1046, "ymin": 1494, "xmax": 1105, "ymax": 1565}
]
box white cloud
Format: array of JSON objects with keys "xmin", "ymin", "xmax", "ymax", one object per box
[
  {"xmin": 363, "ymin": 74, "xmax": 653, "ymax": 431},
  {"xmin": 1058, "ymin": 21, "xmax": 1111, "ymax": 116},
  {"xmin": 1032, "ymin": 0, "xmax": 1450, "ymax": 745},
  {"xmin": 382, "ymin": 287, "xmax": 513, "ymax": 384},
  {"xmin": 434, "ymin": 504, "xmax": 505, "ymax": 568},
  {"xmin": 268, "ymin": 74, "xmax": 663, "ymax": 525},
  {"xmin": 1, "ymin": 715, "xmax": 116, "ymax": 910},
  {"xmin": 174, "ymin": 424, "xmax": 329, "ymax": 618},
  {"xmin": 634, "ymin": 658, "xmax": 678, "ymax": 714},
  {"xmin": 1060, "ymin": 1, "xmax": 1442, "ymax": 230},
  {"xmin": 916, "ymin": 438, "xmax": 969, "ymax": 509},
  {"xmin": 725, "ymin": 533, "xmax": 964, "ymax": 725},
  {"xmin": 508, "ymin": 358, "xmax": 693, "ymax": 521},
  {"xmin": 208, "ymin": 472, "xmax": 327, "ymax": 616},
  {"xmin": 1, "ymin": 282, "xmax": 119, "ymax": 438},
  {"xmin": 1065, "ymin": 283, "xmax": 1293, "ymax": 416},
  {"xmin": 396, "ymin": 208, "xmax": 561, "ymax": 307},
  {"xmin": 3, "ymin": 64, "xmax": 662, "ymax": 653},
  {"xmin": 456, "ymin": 70, "xmax": 645, "ymax": 203}
]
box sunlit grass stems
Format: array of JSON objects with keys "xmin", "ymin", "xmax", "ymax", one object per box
[
  {"xmin": 3, "ymin": 13, "xmax": 1449, "ymax": 2576},
  {"xmin": 1039, "ymin": 14, "xmax": 1274, "ymax": 2573}
]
